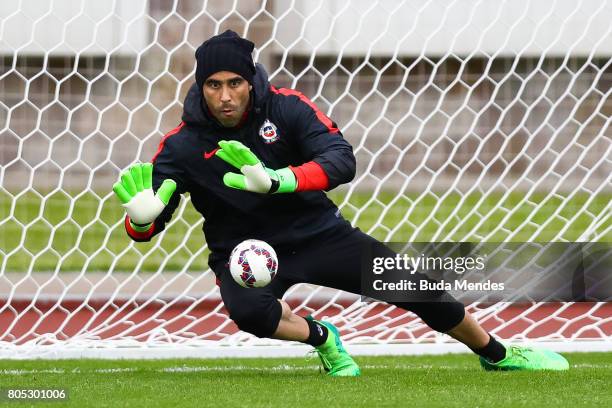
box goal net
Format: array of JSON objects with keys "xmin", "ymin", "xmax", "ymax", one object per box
[{"xmin": 1, "ymin": 0, "xmax": 610, "ymax": 358}]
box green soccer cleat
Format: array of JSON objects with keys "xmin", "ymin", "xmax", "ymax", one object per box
[
  {"xmin": 480, "ymin": 345, "xmax": 569, "ymax": 371},
  {"xmin": 309, "ymin": 318, "xmax": 361, "ymax": 377}
]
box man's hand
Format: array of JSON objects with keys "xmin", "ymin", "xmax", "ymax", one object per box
[
  {"xmin": 215, "ymin": 140, "xmax": 297, "ymax": 193},
  {"xmin": 112, "ymin": 163, "xmax": 176, "ymax": 228}
]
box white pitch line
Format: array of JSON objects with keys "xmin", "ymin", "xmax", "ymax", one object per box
[
  {"xmin": 1, "ymin": 363, "xmax": 609, "ymax": 375},
  {"xmin": 0, "ymin": 365, "xmax": 321, "ymax": 375}
]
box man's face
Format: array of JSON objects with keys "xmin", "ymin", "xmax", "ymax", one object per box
[{"xmin": 202, "ymin": 71, "xmax": 252, "ymax": 127}]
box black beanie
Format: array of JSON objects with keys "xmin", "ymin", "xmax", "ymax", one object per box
[{"xmin": 195, "ymin": 30, "xmax": 256, "ymax": 90}]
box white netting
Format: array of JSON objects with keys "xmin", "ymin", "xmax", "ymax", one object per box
[{"xmin": 0, "ymin": 0, "xmax": 610, "ymax": 358}]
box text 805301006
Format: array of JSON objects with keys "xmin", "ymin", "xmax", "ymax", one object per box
[{"xmin": 1, "ymin": 388, "xmax": 68, "ymax": 401}]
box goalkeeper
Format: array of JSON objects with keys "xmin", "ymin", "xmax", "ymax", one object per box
[{"xmin": 113, "ymin": 30, "xmax": 569, "ymax": 376}]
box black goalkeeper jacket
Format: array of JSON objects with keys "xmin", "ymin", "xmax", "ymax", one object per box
[{"xmin": 125, "ymin": 64, "xmax": 356, "ymax": 266}]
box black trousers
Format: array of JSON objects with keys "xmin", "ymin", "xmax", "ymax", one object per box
[{"xmin": 212, "ymin": 223, "xmax": 466, "ymax": 338}]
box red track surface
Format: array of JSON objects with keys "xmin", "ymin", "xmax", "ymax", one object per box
[{"xmin": 1, "ymin": 300, "xmax": 610, "ymax": 345}]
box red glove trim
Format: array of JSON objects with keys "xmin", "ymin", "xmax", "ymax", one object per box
[
  {"xmin": 289, "ymin": 161, "xmax": 330, "ymax": 191},
  {"xmin": 125, "ymin": 216, "xmax": 155, "ymax": 240}
]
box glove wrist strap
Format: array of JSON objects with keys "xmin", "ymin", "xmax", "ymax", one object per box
[
  {"xmin": 268, "ymin": 167, "xmax": 297, "ymax": 194},
  {"xmin": 129, "ymin": 219, "xmax": 153, "ymax": 232}
]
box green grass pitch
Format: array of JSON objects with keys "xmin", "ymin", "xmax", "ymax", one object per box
[
  {"xmin": 0, "ymin": 353, "xmax": 610, "ymax": 407},
  {"xmin": 1, "ymin": 190, "xmax": 610, "ymax": 272}
]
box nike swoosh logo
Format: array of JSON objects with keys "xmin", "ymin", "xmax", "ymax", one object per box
[{"xmin": 203, "ymin": 147, "xmax": 220, "ymax": 159}]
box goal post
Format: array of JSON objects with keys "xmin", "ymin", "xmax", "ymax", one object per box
[{"xmin": 1, "ymin": 0, "xmax": 610, "ymax": 359}]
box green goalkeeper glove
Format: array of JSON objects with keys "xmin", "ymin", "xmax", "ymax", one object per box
[
  {"xmin": 112, "ymin": 163, "xmax": 176, "ymax": 230},
  {"xmin": 215, "ymin": 140, "xmax": 297, "ymax": 194}
]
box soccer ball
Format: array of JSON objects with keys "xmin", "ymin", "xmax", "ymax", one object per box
[{"xmin": 229, "ymin": 239, "xmax": 278, "ymax": 288}]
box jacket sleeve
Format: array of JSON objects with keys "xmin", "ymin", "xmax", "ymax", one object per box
[
  {"xmin": 125, "ymin": 128, "xmax": 187, "ymax": 242},
  {"xmin": 277, "ymin": 89, "xmax": 356, "ymax": 191}
]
